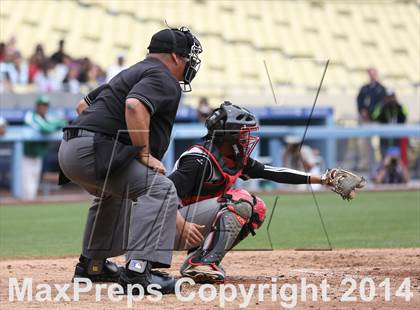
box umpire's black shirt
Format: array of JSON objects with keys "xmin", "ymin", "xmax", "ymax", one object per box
[{"xmin": 67, "ymin": 57, "xmax": 181, "ymax": 160}]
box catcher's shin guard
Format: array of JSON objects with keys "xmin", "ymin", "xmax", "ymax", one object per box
[
  {"xmin": 181, "ymin": 192, "xmax": 254, "ymax": 283},
  {"xmin": 199, "ymin": 199, "xmax": 253, "ymax": 263}
]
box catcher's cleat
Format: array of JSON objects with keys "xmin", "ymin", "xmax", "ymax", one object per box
[
  {"xmin": 118, "ymin": 260, "xmax": 177, "ymax": 295},
  {"xmin": 72, "ymin": 255, "xmax": 122, "ymax": 283},
  {"xmin": 180, "ymin": 260, "xmax": 225, "ymax": 284}
]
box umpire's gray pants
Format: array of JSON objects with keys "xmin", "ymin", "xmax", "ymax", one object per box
[{"xmin": 58, "ymin": 136, "xmax": 178, "ymax": 268}]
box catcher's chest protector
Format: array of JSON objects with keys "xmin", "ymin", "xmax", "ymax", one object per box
[{"xmin": 178, "ymin": 144, "xmax": 243, "ymax": 206}]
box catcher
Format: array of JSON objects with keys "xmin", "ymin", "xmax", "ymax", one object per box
[{"xmin": 168, "ymin": 101, "xmax": 365, "ymax": 283}]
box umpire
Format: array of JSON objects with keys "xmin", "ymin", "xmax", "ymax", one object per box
[{"xmin": 58, "ymin": 26, "xmax": 202, "ymax": 294}]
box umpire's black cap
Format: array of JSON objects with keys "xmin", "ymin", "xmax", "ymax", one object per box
[{"xmin": 148, "ymin": 28, "xmax": 193, "ymax": 58}]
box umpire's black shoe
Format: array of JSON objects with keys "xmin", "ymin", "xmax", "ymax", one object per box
[
  {"xmin": 118, "ymin": 260, "xmax": 177, "ymax": 295},
  {"xmin": 72, "ymin": 255, "xmax": 122, "ymax": 283}
]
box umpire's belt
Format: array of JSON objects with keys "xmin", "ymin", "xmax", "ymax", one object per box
[{"xmin": 63, "ymin": 128, "xmax": 95, "ymax": 141}]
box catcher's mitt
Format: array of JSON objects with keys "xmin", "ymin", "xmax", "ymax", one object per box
[{"xmin": 321, "ymin": 168, "xmax": 366, "ymax": 200}]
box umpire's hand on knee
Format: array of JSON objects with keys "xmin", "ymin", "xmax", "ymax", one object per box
[{"xmin": 139, "ymin": 154, "xmax": 166, "ymax": 174}]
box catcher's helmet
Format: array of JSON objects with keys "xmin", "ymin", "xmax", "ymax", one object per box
[{"xmin": 205, "ymin": 101, "xmax": 259, "ymax": 164}]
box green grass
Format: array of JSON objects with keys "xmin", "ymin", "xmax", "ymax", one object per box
[
  {"xmin": 242, "ymin": 191, "xmax": 420, "ymax": 250},
  {"xmin": 0, "ymin": 191, "xmax": 419, "ymax": 257},
  {"xmin": 0, "ymin": 203, "xmax": 87, "ymax": 257}
]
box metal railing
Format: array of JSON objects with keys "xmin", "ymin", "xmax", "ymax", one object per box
[{"xmin": 1, "ymin": 124, "xmax": 419, "ymax": 199}]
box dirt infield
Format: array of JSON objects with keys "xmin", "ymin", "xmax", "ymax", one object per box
[{"xmin": 1, "ymin": 249, "xmax": 419, "ymax": 309}]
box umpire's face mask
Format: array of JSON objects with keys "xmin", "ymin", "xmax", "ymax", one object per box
[{"xmin": 180, "ymin": 39, "xmax": 202, "ymax": 92}]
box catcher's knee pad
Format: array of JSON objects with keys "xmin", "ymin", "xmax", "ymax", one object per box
[
  {"xmin": 249, "ymin": 195, "xmax": 267, "ymax": 230},
  {"xmin": 221, "ymin": 189, "xmax": 267, "ymax": 231},
  {"xmin": 231, "ymin": 194, "xmax": 267, "ymax": 248}
]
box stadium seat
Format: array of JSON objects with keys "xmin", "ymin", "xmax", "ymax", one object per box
[{"xmin": 0, "ymin": 0, "xmax": 418, "ymax": 103}]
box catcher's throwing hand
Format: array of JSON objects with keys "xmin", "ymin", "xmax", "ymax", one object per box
[
  {"xmin": 139, "ymin": 153, "xmax": 167, "ymax": 174},
  {"xmin": 321, "ymin": 168, "xmax": 366, "ymax": 200},
  {"xmin": 181, "ymin": 221, "xmax": 205, "ymax": 247}
]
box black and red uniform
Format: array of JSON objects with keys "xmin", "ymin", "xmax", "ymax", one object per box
[{"xmin": 168, "ymin": 141, "xmax": 312, "ymax": 205}]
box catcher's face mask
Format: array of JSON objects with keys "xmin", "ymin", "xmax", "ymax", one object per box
[
  {"xmin": 221, "ymin": 126, "xmax": 260, "ymax": 166},
  {"xmin": 238, "ymin": 125, "xmax": 260, "ymax": 165}
]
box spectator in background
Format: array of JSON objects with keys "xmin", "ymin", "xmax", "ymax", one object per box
[
  {"xmin": 374, "ymin": 147, "xmax": 409, "ymax": 184},
  {"xmin": 0, "ymin": 117, "xmax": 9, "ymax": 187},
  {"xmin": 5, "ymin": 51, "xmax": 29, "ymax": 85},
  {"xmin": 29, "ymin": 44, "xmax": 46, "ymax": 83},
  {"xmin": 87, "ymin": 63, "xmax": 106, "ymax": 89},
  {"xmin": 0, "ymin": 116, "xmax": 7, "ymax": 136},
  {"xmin": 197, "ymin": 97, "xmax": 213, "ymax": 122},
  {"xmin": 34, "ymin": 59, "xmax": 61, "ymax": 92},
  {"xmin": 77, "ymin": 57, "xmax": 91, "ymax": 83},
  {"xmin": 5, "ymin": 36, "xmax": 19, "ymax": 60},
  {"xmin": 13, "ymin": 51, "xmax": 29, "ymax": 84},
  {"xmin": 355, "ymin": 67, "xmax": 386, "ymax": 171},
  {"xmin": 0, "ymin": 71, "xmax": 13, "ymax": 92},
  {"xmin": 0, "ymin": 44, "xmax": 28, "ymax": 91},
  {"xmin": 106, "ymin": 54, "xmax": 127, "ymax": 82},
  {"xmin": 22, "ymin": 95, "xmax": 66, "ymax": 200},
  {"xmin": 357, "ymin": 68, "xmax": 386, "ymax": 118},
  {"xmin": 0, "ymin": 42, "xmax": 8, "ymax": 91},
  {"xmin": 50, "ymin": 39, "xmax": 68, "ymax": 64},
  {"xmin": 0, "ymin": 42, "xmax": 6, "ymax": 62},
  {"xmin": 54, "ymin": 55, "xmax": 71, "ymax": 85},
  {"xmin": 372, "ymin": 89, "xmax": 408, "ymax": 159},
  {"xmin": 282, "ymin": 136, "xmax": 322, "ymax": 190},
  {"xmin": 62, "ymin": 66, "xmax": 81, "ymax": 93}
]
